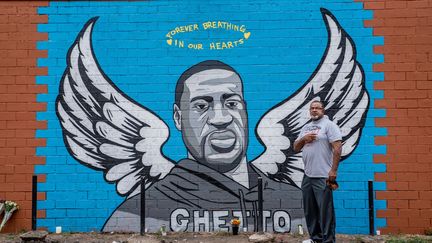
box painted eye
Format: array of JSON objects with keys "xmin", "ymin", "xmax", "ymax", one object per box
[
  {"xmin": 193, "ymin": 103, "xmax": 208, "ymax": 111},
  {"xmin": 226, "ymin": 100, "xmax": 243, "ymax": 109}
]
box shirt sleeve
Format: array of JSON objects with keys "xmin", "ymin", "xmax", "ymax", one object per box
[
  {"xmin": 295, "ymin": 126, "xmax": 306, "ymax": 142},
  {"xmin": 327, "ymin": 122, "xmax": 342, "ymax": 143}
]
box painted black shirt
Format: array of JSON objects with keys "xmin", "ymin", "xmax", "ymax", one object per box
[{"xmin": 102, "ymin": 159, "xmax": 304, "ymax": 233}]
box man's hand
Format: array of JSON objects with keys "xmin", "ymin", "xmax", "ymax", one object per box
[
  {"xmin": 302, "ymin": 133, "xmax": 317, "ymax": 144},
  {"xmin": 327, "ymin": 169, "xmax": 338, "ymax": 190},
  {"xmin": 328, "ymin": 169, "xmax": 337, "ymax": 182},
  {"xmin": 293, "ymin": 133, "xmax": 318, "ymax": 152}
]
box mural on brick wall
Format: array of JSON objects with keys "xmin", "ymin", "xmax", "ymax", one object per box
[{"xmin": 54, "ymin": 8, "xmax": 369, "ymax": 232}]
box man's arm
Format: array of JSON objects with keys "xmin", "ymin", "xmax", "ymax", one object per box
[
  {"xmin": 293, "ymin": 133, "xmax": 316, "ymax": 152},
  {"xmin": 328, "ymin": 140, "xmax": 342, "ymax": 181},
  {"xmin": 293, "ymin": 138, "xmax": 305, "ymax": 153}
]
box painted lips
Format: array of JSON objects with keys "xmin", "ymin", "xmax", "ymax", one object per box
[{"xmin": 208, "ymin": 130, "xmax": 236, "ymax": 153}]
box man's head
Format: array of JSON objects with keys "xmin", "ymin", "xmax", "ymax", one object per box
[
  {"xmin": 173, "ymin": 60, "xmax": 248, "ymax": 173},
  {"xmin": 309, "ymin": 100, "xmax": 325, "ymax": 120}
]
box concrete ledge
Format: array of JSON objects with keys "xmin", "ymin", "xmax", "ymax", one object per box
[
  {"xmin": 20, "ymin": 230, "xmax": 48, "ymax": 242},
  {"xmin": 248, "ymin": 233, "xmax": 275, "ymax": 242}
]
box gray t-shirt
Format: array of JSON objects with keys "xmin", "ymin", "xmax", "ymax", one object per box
[{"xmin": 296, "ymin": 115, "xmax": 342, "ymax": 178}]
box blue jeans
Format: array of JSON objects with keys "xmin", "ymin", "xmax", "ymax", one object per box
[{"xmin": 301, "ymin": 175, "xmax": 336, "ymax": 243}]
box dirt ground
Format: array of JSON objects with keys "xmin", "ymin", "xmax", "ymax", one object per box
[{"xmin": 1, "ymin": 232, "xmax": 432, "ymax": 243}]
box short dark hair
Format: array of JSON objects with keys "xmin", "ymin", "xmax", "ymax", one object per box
[
  {"xmin": 174, "ymin": 60, "xmax": 241, "ymax": 107},
  {"xmin": 310, "ymin": 100, "xmax": 325, "ymax": 109}
]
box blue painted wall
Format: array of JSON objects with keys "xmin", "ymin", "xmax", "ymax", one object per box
[{"xmin": 36, "ymin": 0, "xmax": 385, "ymax": 233}]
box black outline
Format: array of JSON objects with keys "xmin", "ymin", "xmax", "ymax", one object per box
[
  {"xmin": 272, "ymin": 210, "xmax": 291, "ymax": 233},
  {"xmin": 169, "ymin": 208, "xmax": 190, "ymax": 232}
]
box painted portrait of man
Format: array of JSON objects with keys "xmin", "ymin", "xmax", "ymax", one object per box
[
  {"xmin": 173, "ymin": 61, "xmax": 249, "ymax": 182},
  {"xmin": 102, "ymin": 61, "xmax": 303, "ymax": 232},
  {"xmin": 55, "ymin": 8, "xmax": 369, "ymax": 233}
]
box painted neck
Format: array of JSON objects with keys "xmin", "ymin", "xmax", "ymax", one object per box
[
  {"xmin": 187, "ymin": 152, "xmax": 249, "ymax": 188},
  {"xmin": 224, "ymin": 157, "xmax": 249, "ymax": 188}
]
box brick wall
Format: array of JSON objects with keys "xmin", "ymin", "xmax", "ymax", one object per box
[
  {"xmin": 0, "ymin": 0, "xmax": 431, "ymax": 235},
  {"xmin": 0, "ymin": 1, "xmax": 48, "ymax": 232},
  {"xmin": 362, "ymin": 0, "xmax": 432, "ymax": 234}
]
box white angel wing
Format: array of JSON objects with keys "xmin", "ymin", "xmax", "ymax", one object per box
[
  {"xmin": 56, "ymin": 17, "xmax": 175, "ymax": 198},
  {"xmin": 251, "ymin": 8, "xmax": 370, "ymax": 188}
]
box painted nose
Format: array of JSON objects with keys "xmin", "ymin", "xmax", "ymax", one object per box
[{"xmin": 208, "ymin": 105, "xmax": 233, "ymax": 128}]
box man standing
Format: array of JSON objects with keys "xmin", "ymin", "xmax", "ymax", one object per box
[{"xmin": 294, "ymin": 101, "xmax": 342, "ymax": 243}]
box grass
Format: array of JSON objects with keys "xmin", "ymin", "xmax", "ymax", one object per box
[{"xmin": 386, "ymin": 236, "xmax": 431, "ymax": 243}]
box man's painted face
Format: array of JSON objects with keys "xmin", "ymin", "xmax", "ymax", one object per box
[
  {"xmin": 175, "ymin": 69, "xmax": 248, "ymax": 172},
  {"xmin": 309, "ymin": 101, "xmax": 325, "ymax": 120}
]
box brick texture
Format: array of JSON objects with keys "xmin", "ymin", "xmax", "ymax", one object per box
[
  {"xmin": 362, "ymin": 0, "xmax": 432, "ymax": 234},
  {"xmin": 0, "ymin": 1, "xmax": 48, "ymax": 233},
  {"xmin": 1, "ymin": 0, "xmax": 430, "ymax": 235}
]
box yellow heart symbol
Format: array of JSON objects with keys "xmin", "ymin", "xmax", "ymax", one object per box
[
  {"xmin": 166, "ymin": 39, "xmax": 172, "ymax": 45},
  {"xmin": 244, "ymin": 32, "xmax": 251, "ymax": 39}
]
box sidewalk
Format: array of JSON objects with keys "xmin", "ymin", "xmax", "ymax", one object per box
[{"xmin": 0, "ymin": 232, "xmax": 431, "ymax": 243}]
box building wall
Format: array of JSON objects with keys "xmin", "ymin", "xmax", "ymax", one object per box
[
  {"xmin": 362, "ymin": 0, "xmax": 432, "ymax": 234},
  {"xmin": 0, "ymin": 1, "xmax": 48, "ymax": 232},
  {"xmin": 0, "ymin": 0, "xmax": 430, "ymax": 235}
]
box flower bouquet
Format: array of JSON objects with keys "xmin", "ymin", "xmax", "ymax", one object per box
[
  {"xmin": 0, "ymin": 201, "xmax": 19, "ymax": 232},
  {"xmin": 230, "ymin": 217, "xmax": 241, "ymax": 235}
]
